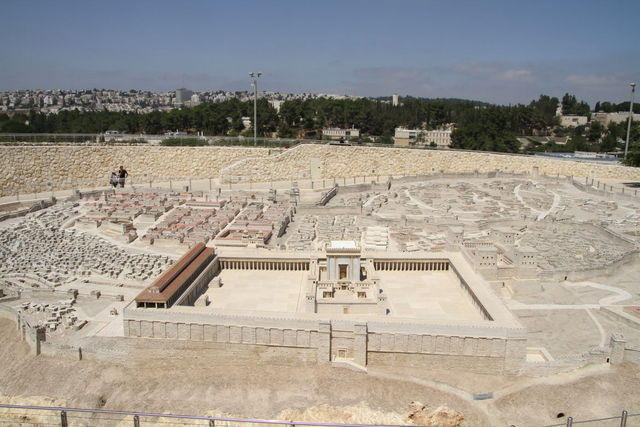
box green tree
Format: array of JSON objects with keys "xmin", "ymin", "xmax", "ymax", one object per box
[{"xmin": 622, "ymin": 151, "xmax": 640, "ymax": 167}]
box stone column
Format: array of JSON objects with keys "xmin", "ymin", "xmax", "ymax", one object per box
[
  {"xmin": 29, "ymin": 326, "xmax": 46, "ymax": 356},
  {"xmin": 353, "ymin": 323, "xmax": 368, "ymax": 367},
  {"xmin": 317, "ymin": 321, "xmax": 331, "ymax": 363},
  {"xmin": 609, "ymin": 333, "xmax": 626, "ymax": 364}
]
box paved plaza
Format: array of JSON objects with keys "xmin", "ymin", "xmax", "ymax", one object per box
[
  {"xmin": 206, "ymin": 270, "xmax": 306, "ymax": 313},
  {"xmin": 377, "ymin": 271, "xmax": 484, "ymax": 321}
]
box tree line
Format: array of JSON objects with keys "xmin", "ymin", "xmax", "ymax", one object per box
[
  {"xmin": 1, "ymin": 93, "xmax": 638, "ymax": 162},
  {"xmin": 0, "ymin": 96, "xmax": 485, "ymax": 139}
]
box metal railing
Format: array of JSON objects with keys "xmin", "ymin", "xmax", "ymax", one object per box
[
  {"xmin": 0, "ymin": 403, "xmax": 413, "ymax": 427},
  {"xmin": 2, "ymin": 403, "xmax": 639, "ymax": 427},
  {"xmin": 542, "ymin": 410, "xmax": 640, "ymax": 426}
]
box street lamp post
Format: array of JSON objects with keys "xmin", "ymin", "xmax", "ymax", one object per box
[
  {"xmin": 249, "ymin": 72, "xmax": 262, "ymax": 146},
  {"xmin": 624, "ymin": 82, "xmax": 636, "ymax": 160}
]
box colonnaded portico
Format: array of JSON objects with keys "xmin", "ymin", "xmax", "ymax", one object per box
[{"xmin": 125, "ymin": 240, "xmax": 525, "ymax": 372}]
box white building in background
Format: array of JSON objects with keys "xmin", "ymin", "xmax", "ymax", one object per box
[
  {"xmin": 393, "ymin": 127, "xmax": 452, "ymax": 148},
  {"xmin": 559, "ymin": 115, "xmax": 588, "ymax": 127},
  {"xmin": 190, "ymin": 93, "xmax": 201, "ymax": 105},
  {"xmin": 269, "ymin": 99, "xmax": 284, "ymax": 112},
  {"xmin": 392, "ymin": 94, "xmax": 400, "ymax": 107},
  {"xmin": 556, "ymin": 106, "xmax": 588, "ymax": 128},
  {"xmin": 592, "ymin": 111, "xmax": 640, "ymax": 126},
  {"xmin": 322, "ymin": 127, "xmax": 360, "ymax": 140},
  {"xmin": 241, "ymin": 117, "xmax": 252, "ymax": 129}
]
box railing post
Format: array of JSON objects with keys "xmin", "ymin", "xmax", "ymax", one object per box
[
  {"xmin": 621, "ymin": 410, "xmax": 628, "ymax": 427},
  {"xmin": 60, "ymin": 410, "xmax": 68, "ymax": 427},
  {"xmin": 566, "ymin": 416, "xmax": 573, "ymax": 426},
  {"xmin": 209, "ymin": 420, "xmax": 215, "ymax": 427},
  {"xmin": 133, "ymin": 414, "xmax": 140, "ymax": 427}
]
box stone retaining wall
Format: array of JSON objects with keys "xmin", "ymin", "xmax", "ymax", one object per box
[
  {"xmin": 3, "ymin": 144, "xmax": 640, "ymax": 196},
  {"xmin": 122, "ymin": 310, "xmax": 524, "ymax": 373},
  {"xmin": 0, "ymin": 146, "xmax": 276, "ymax": 196},
  {"xmin": 222, "ymin": 144, "xmax": 640, "ymax": 182}
]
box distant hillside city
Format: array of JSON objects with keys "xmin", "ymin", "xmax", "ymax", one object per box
[
  {"xmin": 0, "ymin": 89, "xmax": 363, "ymax": 114},
  {"xmin": 1, "ymin": 88, "xmax": 639, "ymax": 166}
]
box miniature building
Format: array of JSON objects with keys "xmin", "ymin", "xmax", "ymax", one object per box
[
  {"xmin": 124, "ymin": 243, "xmax": 526, "ymax": 372},
  {"xmin": 135, "ymin": 242, "xmax": 216, "ymax": 308},
  {"xmin": 307, "ymin": 241, "xmax": 385, "ymax": 315},
  {"xmin": 490, "ymin": 227, "xmax": 517, "ymax": 245}
]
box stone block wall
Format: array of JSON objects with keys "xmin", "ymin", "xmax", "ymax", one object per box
[
  {"xmin": 125, "ymin": 318, "xmax": 319, "ymax": 349},
  {"xmin": 5, "ymin": 144, "xmax": 640, "ymax": 195},
  {"xmin": 0, "ymin": 146, "xmax": 276, "ymax": 196},
  {"xmin": 366, "ymin": 331, "xmax": 515, "ymax": 373},
  {"xmin": 221, "ymin": 144, "xmax": 640, "ymax": 182},
  {"xmin": 4, "ymin": 144, "xmax": 640, "ymax": 197},
  {"xmin": 123, "ymin": 307, "xmax": 525, "ymax": 373}
]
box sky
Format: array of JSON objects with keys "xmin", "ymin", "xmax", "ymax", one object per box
[{"xmin": 1, "ymin": 0, "xmax": 639, "ymax": 105}]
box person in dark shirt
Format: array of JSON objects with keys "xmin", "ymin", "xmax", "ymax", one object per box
[{"xmin": 118, "ymin": 166, "xmax": 128, "ymax": 188}]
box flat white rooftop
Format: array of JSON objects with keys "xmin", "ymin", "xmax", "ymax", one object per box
[{"xmin": 329, "ymin": 240, "xmax": 357, "ymax": 249}]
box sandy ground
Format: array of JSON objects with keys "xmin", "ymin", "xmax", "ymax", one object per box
[
  {"xmin": 0, "ymin": 319, "xmax": 488, "ymax": 426},
  {"xmin": 2, "ymin": 318, "xmax": 640, "ymax": 426}
]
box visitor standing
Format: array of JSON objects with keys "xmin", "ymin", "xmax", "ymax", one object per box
[
  {"xmin": 109, "ymin": 171, "xmax": 118, "ymax": 188},
  {"xmin": 118, "ymin": 166, "xmax": 129, "ymax": 188}
]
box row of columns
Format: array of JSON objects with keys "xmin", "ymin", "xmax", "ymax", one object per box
[
  {"xmin": 374, "ymin": 261, "xmax": 449, "ymax": 271},
  {"xmin": 220, "ymin": 260, "xmax": 309, "ymax": 271}
]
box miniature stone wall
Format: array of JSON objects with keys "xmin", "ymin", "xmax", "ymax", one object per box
[
  {"xmin": 0, "ymin": 146, "xmax": 276, "ymax": 196},
  {"xmin": 122, "ymin": 305, "xmax": 527, "ymax": 373},
  {"xmin": 3, "ymin": 144, "xmax": 640, "ymax": 197},
  {"xmin": 0, "ymin": 304, "xmax": 44, "ymax": 355},
  {"xmin": 539, "ymin": 250, "xmax": 640, "ymax": 282}
]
